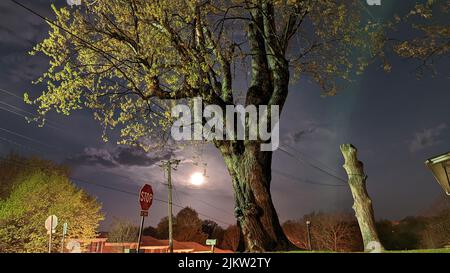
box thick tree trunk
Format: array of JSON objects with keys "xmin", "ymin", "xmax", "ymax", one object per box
[
  {"xmin": 217, "ymin": 142, "xmax": 294, "ymax": 252},
  {"xmin": 340, "ymin": 144, "xmax": 384, "ymax": 252}
]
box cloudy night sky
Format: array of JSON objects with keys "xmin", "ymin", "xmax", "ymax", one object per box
[{"xmin": 0, "ymin": 0, "xmax": 449, "ymax": 230}]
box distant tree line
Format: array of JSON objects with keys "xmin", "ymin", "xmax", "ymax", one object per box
[
  {"xmin": 108, "ymin": 207, "xmax": 240, "ymax": 251},
  {"xmin": 109, "ymin": 199, "xmax": 450, "ymax": 252},
  {"xmin": 282, "ymin": 197, "xmax": 450, "ymax": 252},
  {"xmin": 376, "ymin": 196, "xmax": 450, "ymax": 251}
]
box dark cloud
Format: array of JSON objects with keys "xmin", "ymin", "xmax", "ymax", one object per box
[
  {"xmin": 283, "ymin": 122, "xmax": 335, "ymax": 146},
  {"xmin": 285, "ymin": 127, "xmax": 317, "ymax": 144},
  {"xmin": 114, "ymin": 146, "xmax": 174, "ymax": 166},
  {"xmin": 409, "ymin": 123, "xmax": 447, "ymax": 152},
  {"xmin": 65, "ymin": 147, "xmax": 117, "ymax": 168},
  {"xmin": 0, "ymin": 1, "xmax": 51, "ymax": 47},
  {"xmin": 0, "ymin": 1, "xmax": 65, "ymax": 84},
  {"xmin": 66, "ymin": 146, "xmax": 175, "ymax": 168}
]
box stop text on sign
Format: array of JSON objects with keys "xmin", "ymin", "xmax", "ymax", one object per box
[
  {"xmin": 140, "ymin": 191, "xmax": 153, "ymax": 203},
  {"xmin": 139, "ymin": 184, "xmax": 153, "ymax": 211}
]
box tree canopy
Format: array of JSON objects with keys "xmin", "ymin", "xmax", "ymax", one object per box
[{"xmin": 26, "ymin": 0, "xmax": 384, "ymax": 147}]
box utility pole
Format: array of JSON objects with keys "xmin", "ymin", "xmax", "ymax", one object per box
[{"xmin": 160, "ymin": 159, "xmax": 180, "ymax": 253}]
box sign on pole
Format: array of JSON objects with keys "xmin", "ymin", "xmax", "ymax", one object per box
[
  {"xmin": 206, "ymin": 239, "xmax": 217, "ymax": 253},
  {"xmin": 45, "ymin": 215, "xmax": 58, "ymax": 233},
  {"xmin": 61, "ymin": 222, "xmax": 68, "ymax": 253},
  {"xmin": 137, "ymin": 184, "xmax": 153, "ymax": 253},
  {"xmin": 139, "ymin": 184, "xmax": 153, "ymax": 211},
  {"xmin": 45, "ymin": 215, "xmax": 58, "ymax": 253}
]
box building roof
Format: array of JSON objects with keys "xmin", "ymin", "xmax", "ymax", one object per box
[{"xmin": 102, "ymin": 236, "xmax": 233, "ymax": 253}]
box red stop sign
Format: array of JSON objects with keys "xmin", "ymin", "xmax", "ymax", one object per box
[{"xmin": 139, "ymin": 184, "xmax": 153, "ymax": 211}]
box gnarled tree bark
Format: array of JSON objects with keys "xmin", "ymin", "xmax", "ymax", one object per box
[
  {"xmin": 340, "ymin": 144, "xmax": 384, "ymax": 252},
  {"xmin": 217, "ymin": 141, "xmax": 295, "ymax": 252}
]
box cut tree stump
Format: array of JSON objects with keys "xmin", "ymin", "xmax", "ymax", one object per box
[{"xmin": 340, "ymin": 144, "xmax": 384, "ymax": 252}]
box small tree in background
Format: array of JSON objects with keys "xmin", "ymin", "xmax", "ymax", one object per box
[
  {"xmin": 173, "ymin": 207, "xmax": 207, "ymax": 244},
  {"xmin": 202, "ymin": 219, "xmax": 224, "ymax": 242},
  {"xmin": 155, "ymin": 216, "xmax": 170, "ymax": 240},
  {"xmin": 283, "ymin": 212, "xmax": 363, "ymax": 252},
  {"xmin": 154, "ymin": 207, "xmax": 209, "ymax": 244},
  {"xmin": 221, "ymin": 225, "xmax": 241, "ymax": 252},
  {"xmin": 421, "ymin": 197, "xmax": 450, "ymax": 249},
  {"xmin": 0, "ymin": 158, "xmax": 104, "ymax": 253},
  {"xmin": 107, "ymin": 219, "xmax": 139, "ymax": 243}
]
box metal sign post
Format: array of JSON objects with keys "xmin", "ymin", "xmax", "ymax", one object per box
[
  {"xmin": 45, "ymin": 215, "xmax": 58, "ymax": 253},
  {"xmin": 137, "ymin": 184, "xmax": 153, "ymax": 253},
  {"xmin": 206, "ymin": 239, "xmax": 217, "ymax": 253},
  {"xmin": 306, "ymin": 220, "xmax": 312, "ymax": 251},
  {"xmin": 61, "ymin": 222, "xmax": 68, "ymax": 253}
]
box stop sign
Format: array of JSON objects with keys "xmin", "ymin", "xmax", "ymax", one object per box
[{"xmin": 139, "ymin": 184, "xmax": 153, "ymax": 211}]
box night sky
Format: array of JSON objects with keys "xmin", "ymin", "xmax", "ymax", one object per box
[{"xmin": 0, "ymin": 1, "xmax": 449, "ymax": 230}]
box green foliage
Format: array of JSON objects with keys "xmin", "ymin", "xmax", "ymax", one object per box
[
  {"xmin": 0, "ymin": 169, "xmax": 104, "ymax": 253},
  {"xmin": 26, "ymin": 0, "xmax": 392, "ymax": 147},
  {"xmin": 384, "ymin": 0, "xmax": 450, "ymax": 77},
  {"xmin": 377, "ymin": 206, "xmax": 450, "ymax": 251},
  {"xmin": 377, "ymin": 217, "xmax": 428, "ymax": 250},
  {"xmin": 154, "ymin": 207, "xmax": 209, "ymax": 244},
  {"xmin": 202, "ymin": 219, "xmax": 224, "ymax": 241},
  {"xmin": 173, "ymin": 207, "xmax": 208, "ymax": 244},
  {"xmin": 0, "ymin": 153, "xmax": 69, "ymax": 200},
  {"xmin": 421, "ymin": 208, "xmax": 450, "ymax": 249}
]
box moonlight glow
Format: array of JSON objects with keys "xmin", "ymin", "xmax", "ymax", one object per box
[{"xmin": 190, "ymin": 172, "xmax": 205, "ymax": 186}]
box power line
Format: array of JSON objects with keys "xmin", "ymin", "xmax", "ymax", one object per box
[
  {"xmin": 0, "ymin": 87, "xmax": 23, "ymax": 100},
  {"xmin": 272, "ymin": 169, "xmax": 347, "ymax": 188},
  {"xmin": 0, "ymin": 97, "xmax": 66, "ymax": 130},
  {"xmin": 284, "ymin": 143, "xmax": 345, "ymax": 178},
  {"xmin": 0, "ymin": 136, "xmax": 44, "ymax": 153},
  {"xmin": 0, "ymin": 126, "xmax": 59, "ymax": 151},
  {"xmin": 0, "ymin": 100, "xmax": 35, "ymax": 117},
  {"xmin": 68, "ymin": 177, "xmax": 234, "ymax": 226},
  {"xmin": 171, "ymin": 186, "xmax": 234, "ymax": 217},
  {"xmin": 278, "ymin": 146, "xmax": 348, "ymax": 184},
  {"xmin": 9, "ymin": 0, "xmax": 135, "ymax": 72},
  {"xmin": 9, "ymin": 0, "xmax": 168, "ymax": 117},
  {"xmin": 0, "ymin": 105, "xmax": 30, "ymax": 120},
  {"xmin": 0, "ymin": 104, "xmax": 63, "ymax": 132}
]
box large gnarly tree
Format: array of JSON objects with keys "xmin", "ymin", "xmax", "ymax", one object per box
[{"xmin": 27, "ymin": 0, "xmax": 447, "ymax": 252}]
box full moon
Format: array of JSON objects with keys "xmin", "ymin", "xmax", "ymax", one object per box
[{"xmin": 190, "ymin": 172, "xmax": 205, "ymax": 186}]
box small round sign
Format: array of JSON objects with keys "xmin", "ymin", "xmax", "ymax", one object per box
[
  {"xmin": 45, "ymin": 215, "xmax": 58, "ymax": 232},
  {"xmin": 66, "ymin": 240, "xmax": 81, "ymax": 253},
  {"xmin": 139, "ymin": 184, "xmax": 153, "ymax": 211}
]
